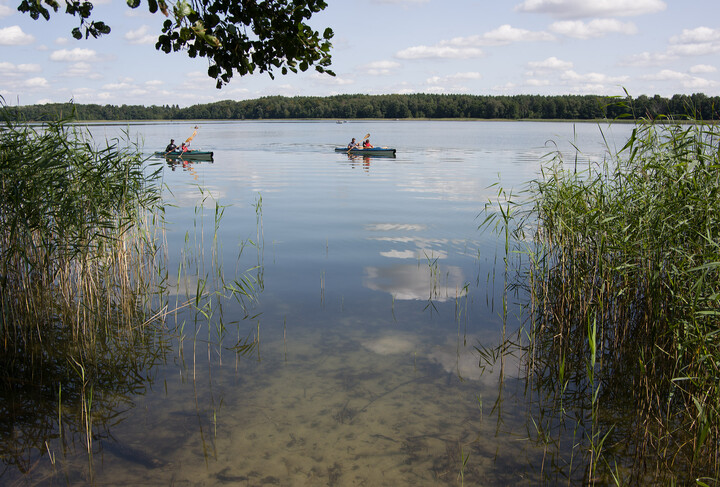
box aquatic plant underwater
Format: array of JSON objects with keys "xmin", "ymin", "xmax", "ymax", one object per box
[{"xmin": 482, "ymin": 113, "xmax": 720, "ymax": 484}]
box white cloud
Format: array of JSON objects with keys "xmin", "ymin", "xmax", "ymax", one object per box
[
  {"xmin": 55, "ymin": 37, "xmax": 70, "ymax": 45},
  {"xmin": 478, "ymin": 24, "xmax": 555, "ymax": 45},
  {"xmin": 50, "ymin": 48, "xmax": 101, "ymax": 62},
  {"xmin": 220, "ymin": 86, "xmax": 251, "ymax": 98},
  {"xmin": 527, "ymin": 79, "xmax": 551, "ymax": 87},
  {"xmin": 670, "ymin": 43, "xmax": 720, "ymax": 57},
  {"xmin": 515, "ymin": 0, "xmax": 666, "ymax": 19},
  {"xmin": 519, "ymin": 59, "xmax": 631, "ymax": 94},
  {"xmin": 645, "ymin": 69, "xmax": 685, "ymax": 81},
  {"xmin": 359, "ymin": 60, "xmax": 401, "ymax": 76},
  {"xmin": 629, "ymin": 26, "xmax": 720, "ymax": 66},
  {"xmin": 670, "ymin": 26, "xmax": 720, "ymax": 44},
  {"xmin": 102, "ymin": 82, "xmax": 133, "ymax": 90},
  {"xmin": 690, "ymin": 64, "xmax": 717, "ymax": 74},
  {"xmin": 26, "ymin": 77, "xmax": 49, "ymax": 88},
  {"xmin": 561, "ymin": 70, "xmax": 628, "ymax": 85},
  {"xmin": 642, "ymin": 69, "xmax": 717, "ymax": 90},
  {"xmin": 311, "ymin": 72, "xmax": 354, "ymax": 85},
  {"xmin": 424, "ymin": 86, "xmax": 446, "ymax": 94},
  {"xmin": 426, "ymin": 72, "xmax": 482, "ymax": 84},
  {"xmin": 396, "ymin": 24, "xmax": 551, "ymax": 60},
  {"xmin": 527, "ymin": 56, "xmax": 573, "ymax": 71},
  {"xmin": 0, "ymin": 26, "xmax": 35, "ymax": 45},
  {"xmin": 620, "ymin": 50, "xmax": 675, "ymax": 67},
  {"xmin": 643, "ymin": 69, "xmax": 718, "ymax": 89},
  {"xmin": 550, "ymin": 19, "xmax": 637, "ymax": 39},
  {"xmin": 0, "ymin": 5, "xmax": 14, "ymax": 17},
  {"xmin": 183, "ymin": 71, "xmax": 207, "ymax": 81},
  {"xmin": 668, "ymin": 27, "xmax": 720, "ymax": 56},
  {"xmin": 444, "ymin": 25, "xmax": 554, "ymax": 47},
  {"xmin": 124, "ymin": 25, "xmax": 156, "ymax": 45},
  {"xmin": 61, "ymin": 62, "xmax": 102, "ymax": 79},
  {"xmin": 620, "ymin": 26, "xmax": 720, "ymax": 73},
  {"xmin": 396, "ymin": 45, "xmax": 483, "ymax": 60},
  {"xmin": 0, "ymin": 62, "xmax": 42, "ymax": 76},
  {"xmin": 681, "ymin": 77, "xmax": 716, "ymax": 90}
]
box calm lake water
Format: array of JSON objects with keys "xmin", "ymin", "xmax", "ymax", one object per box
[{"xmin": 4, "ymin": 120, "xmax": 635, "ymax": 485}]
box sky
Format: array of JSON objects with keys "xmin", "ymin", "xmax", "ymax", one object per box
[{"xmin": 1, "ymin": 0, "xmax": 719, "ymax": 107}]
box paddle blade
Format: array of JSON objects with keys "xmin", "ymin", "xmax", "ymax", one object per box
[{"xmin": 185, "ymin": 125, "xmax": 199, "ymax": 144}]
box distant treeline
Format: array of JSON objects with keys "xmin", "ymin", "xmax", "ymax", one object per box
[{"xmin": 10, "ymin": 93, "xmax": 720, "ymax": 121}]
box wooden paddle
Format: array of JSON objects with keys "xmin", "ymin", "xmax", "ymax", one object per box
[{"xmin": 348, "ymin": 133, "xmax": 370, "ymax": 153}]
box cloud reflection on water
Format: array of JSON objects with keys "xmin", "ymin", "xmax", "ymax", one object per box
[
  {"xmin": 363, "ymin": 263, "xmax": 465, "ymax": 302},
  {"xmin": 363, "ymin": 221, "xmax": 465, "ymax": 301}
]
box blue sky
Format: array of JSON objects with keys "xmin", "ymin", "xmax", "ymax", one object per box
[{"xmin": 1, "ymin": 0, "xmax": 719, "ymax": 107}]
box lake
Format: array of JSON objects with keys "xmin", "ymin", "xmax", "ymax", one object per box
[{"xmin": 2, "ymin": 120, "xmax": 635, "ymax": 485}]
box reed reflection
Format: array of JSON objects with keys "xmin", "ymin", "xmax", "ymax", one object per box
[{"xmin": 0, "ymin": 320, "xmax": 170, "ymax": 483}]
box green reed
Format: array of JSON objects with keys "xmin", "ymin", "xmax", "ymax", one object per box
[
  {"xmin": 483, "ymin": 115, "xmax": 720, "ymax": 484},
  {"xmin": 0, "ymin": 109, "xmax": 166, "ymax": 364},
  {"xmin": 172, "ymin": 188, "xmax": 262, "ymax": 368},
  {"xmin": 0, "ymin": 106, "xmax": 174, "ymax": 479}
]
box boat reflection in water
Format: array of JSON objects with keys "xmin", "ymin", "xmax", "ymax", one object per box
[{"xmin": 166, "ymin": 157, "xmax": 214, "ymax": 172}]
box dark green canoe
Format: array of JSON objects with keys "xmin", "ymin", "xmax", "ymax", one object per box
[
  {"xmin": 154, "ymin": 150, "xmax": 214, "ymax": 161},
  {"xmin": 335, "ymin": 147, "xmax": 396, "ymax": 157}
]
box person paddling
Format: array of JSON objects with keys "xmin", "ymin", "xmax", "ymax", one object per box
[
  {"xmin": 348, "ymin": 138, "xmax": 360, "ymax": 149},
  {"xmin": 165, "ymin": 139, "xmax": 178, "ymax": 153}
]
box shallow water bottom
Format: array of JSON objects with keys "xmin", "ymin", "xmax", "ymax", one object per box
[{"xmin": 25, "ymin": 324, "xmax": 546, "ymax": 486}]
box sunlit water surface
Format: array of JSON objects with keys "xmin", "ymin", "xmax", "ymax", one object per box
[{"xmin": 5, "ymin": 120, "xmax": 634, "ymax": 486}]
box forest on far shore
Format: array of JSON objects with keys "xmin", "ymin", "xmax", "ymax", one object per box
[{"xmin": 8, "ymin": 92, "xmax": 720, "ymax": 122}]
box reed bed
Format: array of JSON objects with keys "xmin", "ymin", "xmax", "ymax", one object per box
[
  {"xmin": 486, "ymin": 116, "xmax": 720, "ymax": 484},
  {"xmin": 0, "ymin": 109, "xmax": 167, "ymax": 392},
  {"xmin": 0, "ymin": 109, "xmax": 266, "ymax": 479}
]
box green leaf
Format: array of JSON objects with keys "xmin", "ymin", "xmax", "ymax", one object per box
[
  {"xmin": 179, "ymin": 27, "xmax": 192, "ymax": 41},
  {"xmin": 175, "ymin": 1, "xmax": 194, "ymax": 18}
]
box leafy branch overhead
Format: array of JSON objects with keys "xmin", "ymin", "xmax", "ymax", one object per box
[{"xmin": 16, "ymin": 0, "xmax": 335, "ymax": 88}]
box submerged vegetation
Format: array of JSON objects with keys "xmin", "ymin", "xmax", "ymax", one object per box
[{"xmin": 486, "ymin": 114, "xmax": 720, "ymax": 483}]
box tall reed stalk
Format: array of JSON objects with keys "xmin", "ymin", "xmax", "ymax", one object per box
[
  {"xmin": 0, "ymin": 107, "xmax": 166, "ymax": 390},
  {"xmin": 484, "ymin": 114, "xmax": 720, "ymax": 484}
]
